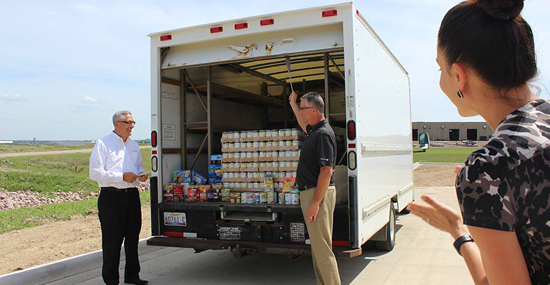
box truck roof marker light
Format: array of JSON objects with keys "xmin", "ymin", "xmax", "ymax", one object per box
[
  {"xmin": 210, "ymin": 27, "xmax": 223, "ymax": 33},
  {"xmin": 322, "ymin": 10, "xmax": 337, "ymax": 17},
  {"xmin": 160, "ymin": 35, "xmax": 172, "ymax": 41},
  {"xmin": 260, "ymin": 19, "xmax": 274, "ymax": 26},
  {"xmin": 235, "ymin": 23, "xmax": 248, "ymax": 30},
  {"xmin": 347, "ymin": 120, "xmax": 356, "ymax": 140},
  {"xmin": 349, "ymin": 151, "xmax": 357, "ymax": 170},
  {"xmin": 151, "ymin": 131, "xmax": 158, "ymax": 147}
]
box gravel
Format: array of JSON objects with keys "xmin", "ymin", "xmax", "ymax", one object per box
[{"xmin": 0, "ymin": 181, "xmax": 150, "ymax": 211}]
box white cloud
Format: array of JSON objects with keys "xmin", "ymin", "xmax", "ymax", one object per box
[
  {"xmin": 82, "ymin": 96, "xmax": 98, "ymax": 104},
  {"xmin": 0, "ymin": 94, "xmax": 26, "ymax": 102}
]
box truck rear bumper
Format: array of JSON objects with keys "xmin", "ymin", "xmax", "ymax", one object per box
[{"xmin": 147, "ymin": 236, "xmax": 362, "ymax": 258}]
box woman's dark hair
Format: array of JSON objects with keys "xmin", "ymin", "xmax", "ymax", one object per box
[{"xmin": 438, "ymin": 0, "xmax": 537, "ymax": 96}]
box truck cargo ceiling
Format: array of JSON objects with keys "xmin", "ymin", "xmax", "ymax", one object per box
[
  {"xmin": 167, "ymin": 50, "xmax": 344, "ymax": 88},
  {"xmin": 235, "ymin": 50, "xmax": 344, "ymax": 83}
]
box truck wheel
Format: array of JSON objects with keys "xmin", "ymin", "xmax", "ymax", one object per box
[{"xmin": 375, "ymin": 203, "xmax": 396, "ymax": 251}]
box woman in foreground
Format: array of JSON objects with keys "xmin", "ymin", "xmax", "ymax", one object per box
[{"xmin": 408, "ymin": 1, "xmax": 550, "ymax": 284}]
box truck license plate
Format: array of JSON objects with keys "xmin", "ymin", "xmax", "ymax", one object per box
[{"xmin": 164, "ymin": 212, "xmax": 187, "ymax": 226}]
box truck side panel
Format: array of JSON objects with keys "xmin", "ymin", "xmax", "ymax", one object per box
[{"xmin": 350, "ymin": 9, "xmax": 413, "ymax": 245}]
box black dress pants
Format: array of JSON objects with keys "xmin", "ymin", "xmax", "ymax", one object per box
[{"xmin": 98, "ymin": 188, "xmax": 142, "ymax": 285}]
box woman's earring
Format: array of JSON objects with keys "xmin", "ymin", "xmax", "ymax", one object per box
[{"xmin": 457, "ymin": 89, "xmax": 464, "ymax": 99}]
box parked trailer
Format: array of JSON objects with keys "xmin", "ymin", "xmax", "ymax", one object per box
[{"xmin": 147, "ymin": 2, "xmax": 413, "ymax": 258}]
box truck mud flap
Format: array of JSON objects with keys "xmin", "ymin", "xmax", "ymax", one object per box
[{"xmin": 146, "ymin": 237, "xmax": 361, "ymax": 258}]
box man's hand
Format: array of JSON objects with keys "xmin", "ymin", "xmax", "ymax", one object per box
[
  {"xmin": 138, "ymin": 173, "xmax": 149, "ymax": 182},
  {"xmin": 305, "ymin": 202, "xmax": 321, "ymax": 223},
  {"xmin": 289, "ymin": 91, "xmax": 298, "ymax": 107},
  {"xmin": 123, "ymin": 172, "xmax": 138, "ymax": 183}
]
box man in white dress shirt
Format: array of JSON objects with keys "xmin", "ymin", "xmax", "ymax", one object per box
[{"xmin": 89, "ymin": 110, "xmax": 149, "ymax": 285}]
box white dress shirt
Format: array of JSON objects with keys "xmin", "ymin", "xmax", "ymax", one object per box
[{"xmin": 89, "ymin": 132, "xmax": 144, "ymax": 189}]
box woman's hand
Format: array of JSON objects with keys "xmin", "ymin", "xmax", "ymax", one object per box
[{"xmin": 408, "ymin": 194, "xmax": 469, "ymax": 239}]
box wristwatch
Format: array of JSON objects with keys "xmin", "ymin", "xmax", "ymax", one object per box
[{"xmin": 453, "ymin": 235, "xmax": 474, "ymax": 256}]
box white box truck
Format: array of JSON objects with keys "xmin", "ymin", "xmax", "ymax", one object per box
[{"xmin": 147, "ymin": 2, "xmax": 413, "ymax": 257}]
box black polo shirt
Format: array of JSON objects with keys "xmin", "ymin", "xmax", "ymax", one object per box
[{"xmin": 296, "ymin": 120, "xmax": 336, "ymax": 190}]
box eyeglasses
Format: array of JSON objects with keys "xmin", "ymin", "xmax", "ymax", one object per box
[
  {"xmin": 299, "ymin": 106, "xmax": 314, "ymax": 111},
  {"xmin": 118, "ymin": 120, "xmax": 136, "ymax": 125}
]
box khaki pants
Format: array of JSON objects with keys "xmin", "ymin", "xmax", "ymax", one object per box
[{"xmin": 300, "ymin": 186, "xmax": 341, "ymax": 285}]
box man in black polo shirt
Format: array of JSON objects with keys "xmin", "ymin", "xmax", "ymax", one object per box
[{"xmin": 289, "ymin": 91, "xmax": 340, "ymax": 285}]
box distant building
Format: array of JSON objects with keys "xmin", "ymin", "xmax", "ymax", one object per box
[{"xmin": 412, "ymin": 122, "xmax": 494, "ymax": 141}]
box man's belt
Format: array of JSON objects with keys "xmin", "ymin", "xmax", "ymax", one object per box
[
  {"xmin": 101, "ymin": 187, "xmax": 137, "ymax": 193},
  {"xmin": 297, "ymin": 184, "xmax": 335, "ymax": 191}
]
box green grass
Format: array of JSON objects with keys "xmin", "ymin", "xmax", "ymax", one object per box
[
  {"xmin": 0, "ymin": 149, "xmax": 151, "ymax": 195},
  {"xmin": 0, "ymin": 149, "xmax": 152, "ymax": 233},
  {"xmin": 0, "ymin": 191, "xmax": 150, "ymax": 234},
  {"xmin": 413, "ymin": 147, "xmax": 478, "ymax": 163},
  {"xmin": 0, "ymin": 143, "xmax": 95, "ymax": 154},
  {"xmin": 0, "ymin": 142, "xmax": 149, "ymax": 154}
]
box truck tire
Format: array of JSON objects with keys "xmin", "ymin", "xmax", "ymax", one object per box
[{"xmin": 375, "ymin": 203, "xmax": 396, "ymax": 251}]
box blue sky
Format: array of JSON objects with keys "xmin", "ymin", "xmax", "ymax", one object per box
[{"xmin": 0, "ymin": 0, "xmax": 548, "ymax": 140}]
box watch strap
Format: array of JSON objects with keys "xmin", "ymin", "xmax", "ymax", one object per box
[{"xmin": 453, "ymin": 234, "xmax": 474, "ymax": 256}]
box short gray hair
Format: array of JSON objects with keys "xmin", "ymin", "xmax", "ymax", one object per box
[
  {"xmin": 112, "ymin": 110, "xmax": 132, "ymax": 126},
  {"xmin": 300, "ymin": 92, "xmax": 324, "ymax": 114}
]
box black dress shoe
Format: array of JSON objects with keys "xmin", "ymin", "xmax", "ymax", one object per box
[{"xmin": 124, "ymin": 279, "xmax": 149, "ymax": 285}]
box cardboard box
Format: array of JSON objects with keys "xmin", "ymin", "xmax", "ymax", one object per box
[
  {"xmin": 193, "ymin": 171, "xmax": 208, "ymax": 185},
  {"xmin": 208, "ymin": 164, "xmax": 223, "ymax": 177},
  {"xmin": 174, "ymin": 170, "xmax": 192, "ymax": 183},
  {"xmin": 210, "ymin": 154, "xmax": 222, "ymax": 164},
  {"xmin": 208, "ymin": 177, "xmax": 223, "ymax": 186}
]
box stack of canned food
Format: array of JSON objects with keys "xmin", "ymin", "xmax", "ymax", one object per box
[{"xmin": 220, "ymin": 128, "xmax": 303, "ymax": 192}]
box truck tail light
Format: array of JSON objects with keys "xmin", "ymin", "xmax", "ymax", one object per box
[
  {"xmin": 260, "ymin": 19, "xmax": 274, "ymax": 26},
  {"xmin": 348, "ymin": 151, "xmax": 357, "ymax": 170},
  {"xmin": 160, "ymin": 35, "xmax": 172, "ymax": 41},
  {"xmin": 235, "ymin": 23, "xmax": 248, "ymax": 30},
  {"xmin": 322, "ymin": 10, "xmax": 337, "ymax": 17},
  {"xmin": 210, "ymin": 27, "xmax": 223, "ymax": 33},
  {"xmin": 151, "ymin": 131, "xmax": 157, "ymax": 147},
  {"xmin": 347, "ymin": 120, "xmax": 356, "ymax": 140}
]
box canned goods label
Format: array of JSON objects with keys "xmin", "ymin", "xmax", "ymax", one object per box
[
  {"xmin": 267, "ymin": 192, "xmax": 276, "ymax": 204},
  {"xmin": 292, "ymin": 193, "xmax": 300, "ymax": 205},
  {"xmin": 284, "ymin": 193, "xmax": 292, "ymax": 205}
]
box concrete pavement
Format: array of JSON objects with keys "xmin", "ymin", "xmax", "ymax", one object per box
[{"xmin": 0, "ymin": 186, "xmax": 473, "ymax": 285}]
